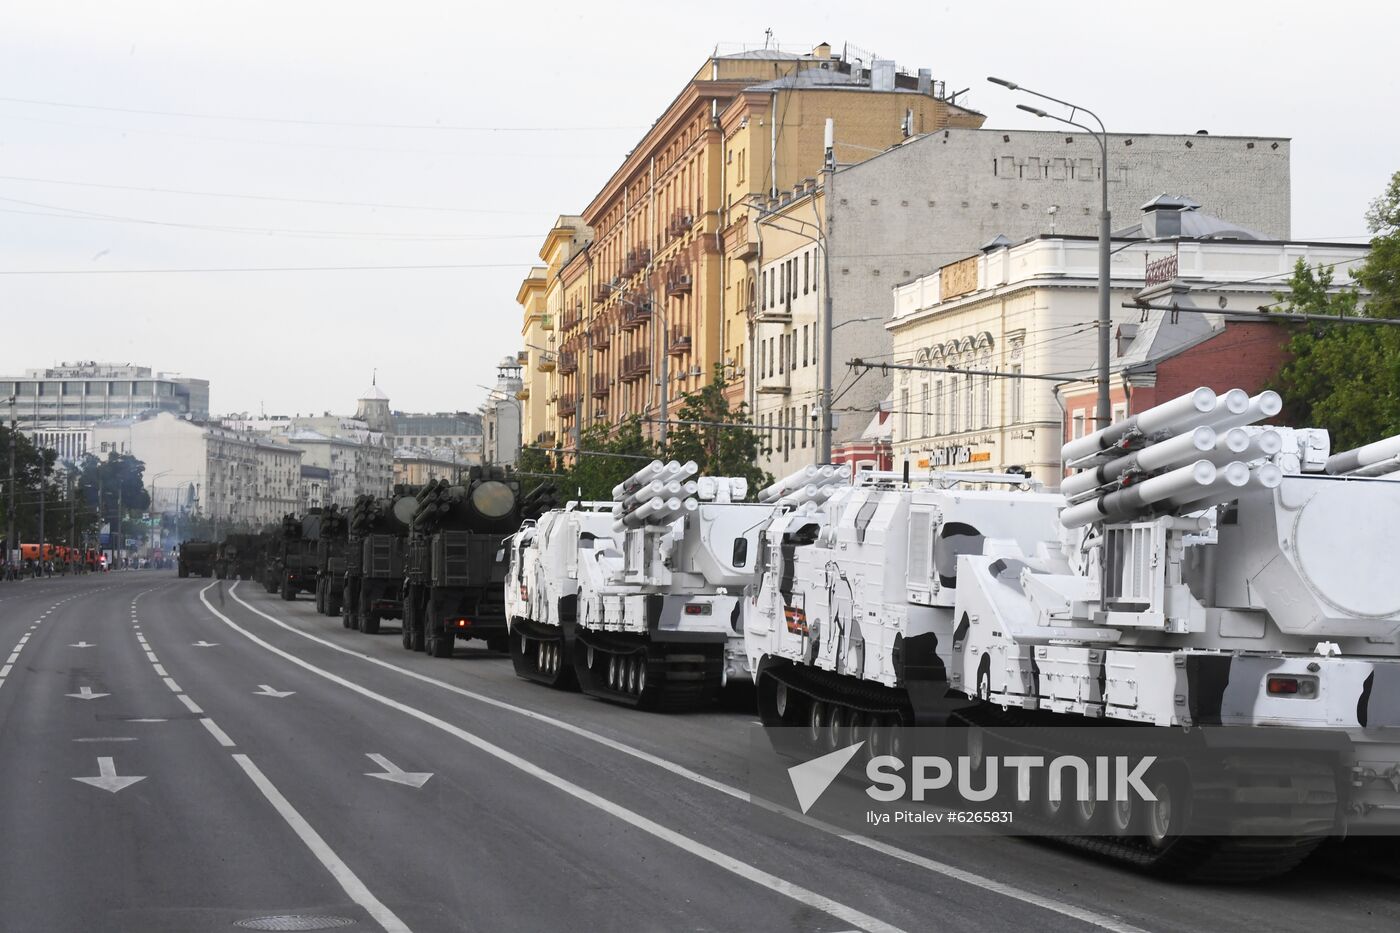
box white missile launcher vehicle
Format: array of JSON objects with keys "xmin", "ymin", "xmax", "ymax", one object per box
[
  {"xmin": 504, "ymin": 501, "xmax": 616, "ymax": 688},
  {"xmin": 746, "ymin": 387, "xmax": 1400, "ymax": 879},
  {"xmin": 507, "ymin": 460, "xmax": 778, "ymax": 710}
]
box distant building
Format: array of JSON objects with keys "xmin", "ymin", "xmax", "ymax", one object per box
[
  {"xmin": 393, "ymin": 450, "xmax": 466, "ymax": 486},
  {"xmin": 480, "ymin": 358, "xmax": 523, "ymax": 466},
  {"xmin": 885, "ymin": 199, "xmax": 1368, "ymax": 486},
  {"xmin": 89, "ymin": 412, "xmax": 301, "ymax": 530},
  {"xmin": 2, "ymin": 361, "xmax": 209, "ymax": 462},
  {"xmin": 221, "ymin": 381, "xmax": 395, "ymax": 505},
  {"xmin": 748, "ymin": 126, "xmax": 1293, "ymax": 480},
  {"xmin": 391, "ymin": 410, "xmax": 482, "ymax": 458}
]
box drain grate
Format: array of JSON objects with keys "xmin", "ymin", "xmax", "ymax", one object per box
[{"xmin": 234, "ymin": 917, "xmax": 357, "ymax": 931}]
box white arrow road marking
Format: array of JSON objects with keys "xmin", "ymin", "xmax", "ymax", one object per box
[
  {"xmin": 191, "ymin": 641, "xmax": 219, "ymax": 647},
  {"xmin": 364, "ymin": 753, "xmax": 433, "ymax": 788},
  {"xmin": 253, "ymin": 685, "xmax": 295, "ymax": 698},
  {"xmin": 73, "ymin": 757, "xmax": 145, "ymax": 793},
  {"xmin": 788, "ymin": 741, "xmax": 865, "ymax": 814},
  {"xmin": 66, "ymin": 686, "xmax": 109, "ymax": 700},
  {"xmin": 69, "ymin": 642, "xmax": 95, "ymax": 648}
]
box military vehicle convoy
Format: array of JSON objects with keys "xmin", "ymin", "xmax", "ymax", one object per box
[
  {"xmin": 177, "ymin": 539, "xmax": 218, "ymax": 578},
  {"xmin": 313, "ymin": 506, "xmax": 348, "ymax": 616},
  {"xmin": 401, "ymin": 470, "xmax": 556, "ymax": 657},
  {"xmin": 342, "ymin": 488, "xmax": 420, "ymax": 634},
  {"xmin": 743, "ymin": 387, "xmax": 1400, "ymax": 879},
  {"xmin": 506, "ymin": 460, "xmax": 775, "ymax": 710},
  {"xmin": 262, "ymin": 511, "xmax": 321, "ymax": 601},
  {"xmin": 214, "ymin": 532, "xmax": 264, "ymax": 581}
]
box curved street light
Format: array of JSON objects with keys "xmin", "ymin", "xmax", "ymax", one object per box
[{"xmin": 989, "ymin": 77, "xmax": 1112, "ymax": 429}]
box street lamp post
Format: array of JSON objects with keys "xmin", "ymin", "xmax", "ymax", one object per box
[{"xmin": 988, "ymin": 77, "xmax": 1112, "ymax": 429}]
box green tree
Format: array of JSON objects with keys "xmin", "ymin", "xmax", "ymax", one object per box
[
  {"xmin": 663, "ymin": 365, "xmax": 772, "ymax": 496},
  {"xmin": 514, "ymin": 444, "xmax": 561, "ymax": 495},
  {"xmin": 564, "ymin": 416, "xmax": 658, "ymax": 501},
  {"xmin": 1273, "ymin": 171, "xmax": 1400, "ymax": 449}
]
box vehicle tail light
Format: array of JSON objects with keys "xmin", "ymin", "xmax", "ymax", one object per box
[{"xmin": 1267, "ymin": 675, "xmax": 1318, "ymax": 697}]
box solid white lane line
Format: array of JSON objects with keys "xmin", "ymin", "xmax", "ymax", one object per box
[
  {"xmin": 223, "ymin": 583, "xmax": 1146, "ymax": 933},
  {"xmin": 162, "ymin": 676, "xmax": 183, "ymax": 693},
  {"xmin": 177, "ymin": 694, "xmax": 203, "ymax": 714},
  {"xmin": 232, "ymin": 754, "xmax": 410, "ymax": 933},
  {"xmin": 203, "ymin": 584, "xmax": 902, "ymax": 933},
  {"xmin": 199, "ymin": 718, "xmax": 236, "ymax": 748}
]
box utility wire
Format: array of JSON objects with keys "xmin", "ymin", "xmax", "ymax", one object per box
[
  {"xmin": 0, "ymin": 94, "xmax": 642, "ymax": 132},
  {"xmin": 0, "ymin": 173, "xmax": 556, "ymax": 215},
  {"xmin": 0, "ymin": 262, "xmax": 536, "ymax": 275}
]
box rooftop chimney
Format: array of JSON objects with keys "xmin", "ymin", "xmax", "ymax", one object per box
[
  {"xmin": 1139, "ymin": 194, "xmax": 1200, "ymax": 239},
  {"xmin": 871, "ymin": 59, "xmax": 896, "ymax": 91},
  {"xmin": 917, "ymin": 68, "xmax": 932, "ymax": 95}
]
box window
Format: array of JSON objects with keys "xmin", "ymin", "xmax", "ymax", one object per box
[
  {"xmin": 1113, "ymin": 403, "xmax": 1127, "ymax": 424},
  {"xmin": 949, "ymin": 378, "xmax": 961, "ymax": 434},
  {"xmin": 1072, "ymin": 409, "xmax": 1085, "ymax": 440},
  {"xmin": 803, "ymin": 252, "xmax": 810, "ymax": 294},
  {"xmin": 934, "ymin": 379, "xmax": 944, "ymax": 435},
  {"xmin": 790, "ymin": 259, "xmax": 798, "ymax": 300},
  {"xmin": 920, "ymin": 382, "xmax": 930, "ymax": 438},
  {"xmin": 900, "ymin": 387, "xmax": 910, "ymax": 440},
  {"xmin": 802, "ymin": 325, "xmax": 809, "ymax": 366},
  {"xmin": 779, "ymin": 334, "xmax": 785, "ymax": 374},
  {"xmin": 965, "ymin": 375, "xmax": 974, "ymax": 430},
  {"xmin": 1010, "ymin": 366, "xmax": 1024, "ymax": 424},
  {"xmin": 800, "ymin": 405, "xmax": 808, "ymax": 447}
]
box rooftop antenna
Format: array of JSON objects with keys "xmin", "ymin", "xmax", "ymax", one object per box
[{"xmin": 764, "ymin": 27, "xmax": 773, "ymax": 49}]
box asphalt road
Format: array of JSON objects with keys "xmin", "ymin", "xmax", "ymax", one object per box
[{"xmin": 2, "ymin": 570, "xmax": 1398, "ymax": 933}]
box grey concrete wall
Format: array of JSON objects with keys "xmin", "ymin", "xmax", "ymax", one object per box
[{"xmin": 825, "ymin": 126, "xmax": 1290, "ymax": 445}]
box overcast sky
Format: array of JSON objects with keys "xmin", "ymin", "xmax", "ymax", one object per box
[{"xmin": 2, "ymin": 0, "xmax": 1395, "ymax": 417}]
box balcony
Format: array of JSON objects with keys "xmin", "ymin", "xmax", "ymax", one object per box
[
  {"xmin": 558, "ymin": 395, "xmax": 578, "ymax": 418},
  {"xmin": 758, "ymin": 369, "xmax": 791, "ymax": 394},
  {"xmin": 536, "ymin": 431, "xmax": 557, "ymax": 447},
  {"xmin": 667, "ymin": 209, "xmax": 695, "ymax": 240},
  {"xmin": 620, "ymin": 301, "xmax": 653, "ymax": 331},
  {"xmin": 536, "ymin": 353, "xmax": 556, "ymax": 373},
  {"xmin": 668, "ymin": 329, "xmax": 692, "ymax": 356},
  {"xmin": 591, "ymin": 375, "xmax": 611, "ymax": 398},
  {"xmin": 593, "ymin": 283, "xmax": 613, "ymax": 304},
  {"xmin": 621, "ymin": 247, "xmax": 651, "ymax": 278},
  {"xmin": 557, "ymin": 351, "xmax": 578, "ymax": 375},
  {"xmin": 620, "ymin": 350, "xmax": 652, "ymax": 383},
  {"xmin": 756, "ymin": 296, "xmax": 793, "ymax": 324},
  {"xmin": 590, "ymin": 323, "xmax": 612, "ymax": 348},
  {"xmin": 724, "ymin": 220, "xmax": 759, "ymax": 260},
  {"xmin": 516, "ymin": 386, "xmax": 531, "ymax": 401},
  {"xmin": 539, "ymin": 314, "xmax": 554, "ymax": 331},
  {"xmin": 665, "ymin": 267, "xmax": 694, "ymax": 296},
  {"xmin": 561, "ymin": 306, "xmax": 584, "ymax": 331}
]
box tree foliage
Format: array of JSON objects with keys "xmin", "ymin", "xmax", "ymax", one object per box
[
  {"xmin": 537, "ymin": 368, "xmax": 771, "ymax": 505},
  {"xmin": 0, "ymin": 425, "xmax": 106, "ymax": 552},
  {"xmin": 1272, "ymin": 171, "xmax": 1400, "ymax": 450},
  {"xmin": 663, "ymin": 365, "xmax": 772, "ymax": 494}
]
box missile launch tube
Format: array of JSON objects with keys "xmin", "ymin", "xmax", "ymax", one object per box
[
  {"xmin": 1166, "ymin": 460, "xmax": 1251, "ymax": 509},
  {"xmin": 613, "ymin": 460, "xmax": 665, "ymax": 499},
  {"xmin": 1348, "ymin": 455, "xmax": 1400, "ymax": 478},
  {"xmin": 1060, "ymin": 426, "xmax": 1217, "ymax": 500},
  {"xmin": 1212, "ymin": 390, "xmax": 1283, "ymax": 432},
  {"xmin": 1325, "ymin": 432, "xmax": 1400, "ymax": 475},
  {"xmin": 1061, "ymin": 460, "xmax": 1217, "ymax": 529},
  {"xmin": 1062, "ymin": 387, "xmax": 1217, "ymax": 463}
]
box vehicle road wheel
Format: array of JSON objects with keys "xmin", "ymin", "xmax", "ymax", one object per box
[
  {"xmin": 430, "ymin": 630, "xmax": 453, "ymax": 659},
  {"xmin": 487, "ymin": 636, "xmax": 509, "ymax": 654},
  {"xmin": 361, "ymin": 610, "xmax": 381, "ymax": 636},
  {"xmin": 280, "ymin": 579, "xmax": 295, "ymax": 601},
  {"xmin": 401, "ymin": 599, "xmax": 415, "ymax": 650}
]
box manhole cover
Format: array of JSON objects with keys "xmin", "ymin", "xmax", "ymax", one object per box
[{"xmin": 234, "ymin": 917, "xmax": 357, "ymax": 931}]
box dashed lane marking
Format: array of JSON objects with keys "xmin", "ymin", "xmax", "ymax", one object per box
[
  {"xmin": 204, "ymin": 583, "xmax": 905, "ymax": 933},
  {"xmin": 222, "ymin": 582, "xmax": 1149, "ymax": 933}
]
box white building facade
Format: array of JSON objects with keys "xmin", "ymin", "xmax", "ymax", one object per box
[{"xmin": 887, "ymin": 214, "xmax": 1368, "ymax": 486}]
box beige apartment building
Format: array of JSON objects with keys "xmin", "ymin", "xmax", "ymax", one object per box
[{"xmin": 517, "ymin": 43, "xmax": 983, "ymax": 451}]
